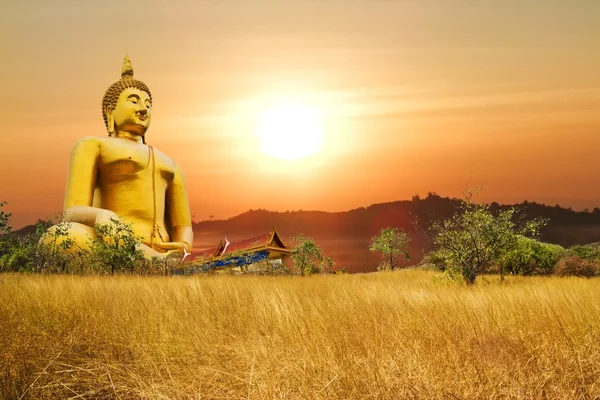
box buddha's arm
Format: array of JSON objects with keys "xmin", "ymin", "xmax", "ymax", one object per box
[
  {"xmin": 63, "ymin": 137, "xmax": 114, "ymax": 226},
  {"xmin": 158, "ymin": 162, "xmax": 194, "ymax": 253}
]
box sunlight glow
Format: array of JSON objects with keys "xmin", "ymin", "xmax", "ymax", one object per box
[{"xmin": 255, "ymin": 103, "xmax": 324, "ymax": 160}]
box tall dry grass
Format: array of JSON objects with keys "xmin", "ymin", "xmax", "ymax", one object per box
[{"xmin": 1, "ymin": 270, "xmax": 600, "ymax": 399}]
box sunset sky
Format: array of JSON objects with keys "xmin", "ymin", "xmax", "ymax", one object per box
[{"xmin": 1, "ymin": 0, "xmax": 599, "ymax": 228}]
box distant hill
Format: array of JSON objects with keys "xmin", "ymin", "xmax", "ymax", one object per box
[{"xmin": 193, "ymin": 194, "xmax": 600, "ymax": 272}]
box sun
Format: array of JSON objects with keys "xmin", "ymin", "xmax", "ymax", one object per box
[{"xmin": 255, "ymin": 103, "xmax": 324, "ymax": 160}]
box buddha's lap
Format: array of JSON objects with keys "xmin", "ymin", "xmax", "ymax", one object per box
[
  {"xmin": 42, "ymin": 222, "xmax": 97, "ymax": 251},
  {"xmin": 43, "ymin": 222, "xmax": 168, "ymax": 258}
]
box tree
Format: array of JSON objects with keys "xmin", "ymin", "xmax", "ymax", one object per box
[
  {"xmin": 88, "ymin": 218, "xmax": 145, "ymax": 275},
  {"xmin": 427, "ymin": 189, "xmax": 546, "ymax": 284},
  {"xmin": 0, "ymin": 201, "xmax": 11, "ymax": 236},
  {"xmin": 144, "ymin": 252, "xmax": 186, "ymax": 275},
  {"xmin": 321, "ymin": 256, "xmax": 336, "ymax": 274},
  {"xmin": 0, "ymin": 202, "xmax": 14, "ymax": 266},
  {"xmin": 0, "ymin": 210, "xmax": 73, "ymax": 273},
  {"xmin": 290, "ymin": 234, "xmax": 325, "ymax": 276},
  {"xmin": 369, "ymin": 227, "xmax": 410, "ymax": 271},
  {"xmin": 26, "ymin": 213, "xmax": 83, "ymax": 273}
]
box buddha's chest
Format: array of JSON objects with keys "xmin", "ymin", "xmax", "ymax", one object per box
[{"xmin": 97, "ymin": 141, "xmax": 175, "ymax": 183}]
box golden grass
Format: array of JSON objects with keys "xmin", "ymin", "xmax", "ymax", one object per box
[{"xmin": 1, "ymin": 270, "xmax": 600, "ymax": 399}]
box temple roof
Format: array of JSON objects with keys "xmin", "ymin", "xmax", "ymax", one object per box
[{"xmin": 194, "ymin": 228, "xmax": 289, "ymax": 260}]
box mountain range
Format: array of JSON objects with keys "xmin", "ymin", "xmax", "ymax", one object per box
[{"xmin": 193, "ymin": 194, "xmax": 600, "ymax": 273}]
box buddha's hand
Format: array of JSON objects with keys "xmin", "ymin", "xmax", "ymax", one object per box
[
  {"xmin": 154, "ymin": 241, "xmax": 190, "ymax": 254},
  {"xmin": 95, "ymin": 209, "xmax": 121, "ymax": 225}
]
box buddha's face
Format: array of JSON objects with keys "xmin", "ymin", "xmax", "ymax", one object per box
[{"xmin": 110, "ymin": 87, "xmax": 152, "ymax": 136}]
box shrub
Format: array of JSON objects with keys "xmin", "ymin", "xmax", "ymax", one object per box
[
  {"xmin": 140, "ymin": 253, "xmax": 186, "ymax": 276},
  {"xmin": 499, "ymin": 236, "xmax": 564, "ymax": 276},
  {"xmin": 241, "ymin": 258, "xmax": 290, "ymax": 275},
  {"xmin": 554, "ymin": 256, "xmax": 600, "ymax": 278},
  {"xmin": 565, "ymin": 243, "xmax": 600, "ymax": 262},
  {"xmin": 0, "ymin": 244, "xmax": 31, "ymax": 272},
  {"xmin": 421, "ymin": 251, "xmax": 449, "ymax": 272}
]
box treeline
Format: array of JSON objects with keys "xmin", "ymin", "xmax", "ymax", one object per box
[
  {"xmin": 1, "ymin": 201, "xmax": 341, "ymax": 277},
  {"xmin": 368, "ymin": 191, "xmax": 600, "ymax": 284},
  {"xmin": 3, "ymin": 197, "xmax": 600, "ymax": 282},
  {"xmin": 0, "ymin": 203, "xmax": 183, "ymax": 275}
]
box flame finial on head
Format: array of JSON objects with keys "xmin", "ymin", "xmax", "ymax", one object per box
[{"xmin": 121, "ymin": 54, "xmax": 134, "ymax": 79}]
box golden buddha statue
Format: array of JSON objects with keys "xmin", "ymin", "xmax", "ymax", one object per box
[{"xmin": 49, "ymin": 55, "xmax": 193, "ymax": 258}]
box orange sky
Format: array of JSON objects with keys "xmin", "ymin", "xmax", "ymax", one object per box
[{"xmin": 1, "ymin": 0, "xmax": 600, "ymax": 228}]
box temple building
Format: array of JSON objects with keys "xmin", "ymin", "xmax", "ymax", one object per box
[{"xmin": 181, "ymin": 228, "xmax": 291, "ymax": 274}]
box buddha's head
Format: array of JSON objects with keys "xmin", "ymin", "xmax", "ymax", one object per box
[{"xmin": 102, "ymin": 55, "xmax": 153, "ymax": 141}]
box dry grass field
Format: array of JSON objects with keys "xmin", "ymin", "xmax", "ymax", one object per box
[{"xmin": 1, "ymin": 270, "xmax": 600, "ymax": 399}]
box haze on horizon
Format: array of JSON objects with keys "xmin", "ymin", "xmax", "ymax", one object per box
[{"xmin": 1, "ymin": 0, "xmax": 599, "ymax": 229}]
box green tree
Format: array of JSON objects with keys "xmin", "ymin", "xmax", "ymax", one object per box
[
  {"xmin": 0, "ymin": 211, "xmax": 86, "ymax": 274},
  {"xmin": 290, "ymin": 234, "xmax": 324, "ymax": 276},
  {"xmin": 321, "ymin": 256, "xmax": 336, "ymax": 274},
  {"xmin": 88, "ymin": 218, "xmax": 145, "ymax": 275},
  {"xmin": 0, "ymin": 202, "xmax": 14, "ymax": 267},
  {"xmin": 566, "ymin": 243, "xmax": 600, "ymax": 262},
  {"xmin": 369, "ymin": 227, "xmax": 411, "ymax": 271},
  {"xmin": 0, "ymin": 201, "xmax": 11, "ymax": 236},
  {"xmin": 428, "ymin": 189, "xmax": 546, "ymax": 284},
  {"xmin": 34, "ymin": 216, "xmax": 78, "ymax": 273},
  {"xmin": 498, "ymin": 236, "xmax": 563, "ymax": 276}
]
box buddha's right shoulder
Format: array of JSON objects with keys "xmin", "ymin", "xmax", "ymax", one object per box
[
  {"xmin": 70, "ymin": 136, "xmax": 104, "ymax": 153},
  {"xmin": 72, "ymin": 136, "xmax": 105, "ymax": 147},
  {"xmin": 74, "ymin": 136, "xmax": 104, "ymax": 144}
]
